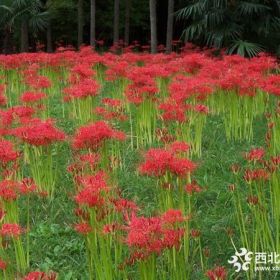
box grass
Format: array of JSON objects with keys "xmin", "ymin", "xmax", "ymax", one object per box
[{"xmin": 2, "ymin": 67, "xmax": 276, "ymax": 279}]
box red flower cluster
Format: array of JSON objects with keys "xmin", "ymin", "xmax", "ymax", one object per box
[
  {"xmin": 23, "ymin": 271, "xmax": 57, "ymax": 280},
  {"xmin": 72, "ymin": 121, "xmax": 126, "ymax": 150},
  {"xmin": 125, "ymin": 66, "xmax": 159, "ymax": 104},
  {"xmin": 21, "ymin": 91, "xmax": 47, "ymax": 104},
  {"xmin": 206, "ymin": 266, "xmax": 227, "ymax": 280},
  {"xmin": 63, "ymin": 78, "xmax": 100, "ymax": 101},
  {"xmin": 74, "ymin": 222, "xmax": 92, "ymax": 235},
  {"xmin": 22, "ymin": 64, "xmax": 52, "ymax": 90},
  {"xmin": 75, "ymin": 171, "xmax": 109, "ymax": 208},
  {"xmin": 126, "ymin": 209, "xmax": 185, "ymax": 261},
  {"xmin": 139, "ymin": 146, "xmax": 196, "ymax": 177},
  {"xmin": 0, "ymin": 178, "xmax": 37, "ymax": 201},
  {"xmin": 0, "ymin": 138, "xmax": 19, "ymax": 163},
  {"xmin": 0, "ymin": 106, "xmax": 35, "ymax": 130},
  {"xmin": 0, "ymin": 223, "xmax": 22, "ymax": 238},
  {"xmin": 0, "ymin": 258, "xmax": 7, "ymax": 270},
  {"xmin": 245, "ymin": 147, "xmax": 265, "ymax": 162},
  {"xmin": 11, "ymin": 119, "xmax": 65, "ymax": 146},
  {"xmin": 185, "ymin": 182, "xmax": 203, "ymax": 194},
  {"xmin": 0, "ymin": 180, "xmax": 19, "ymax": 201},
  {"xmin": 244, "ymin": 168, "xmax": 270, "ymax": 182},
  {"xmin": 0, "ymin": 84, "xmax": 7, "ymax": 106}
]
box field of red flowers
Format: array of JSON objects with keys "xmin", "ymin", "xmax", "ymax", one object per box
[{"xmin": 0, "ymin": 46, "xmax": 279, "ymax": 279}]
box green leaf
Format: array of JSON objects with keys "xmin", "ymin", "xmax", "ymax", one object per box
[{"xmin": 227, "ymin": 40, "xmax": 264, "ymax": 57}]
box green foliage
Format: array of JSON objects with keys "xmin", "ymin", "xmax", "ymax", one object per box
[
  {"xmin": 178, "ymin": 0, "xmax": 280, "ymax": 57},
  {"xmin": 0, "ymin": 0, "xmax": 48, "ymax": 31}
]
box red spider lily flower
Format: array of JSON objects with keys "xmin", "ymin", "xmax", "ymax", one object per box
[
  {"xmin": 169, "ymin": 141, "xmax": 190, "ymax": 153},
  {"xmin": 75, "ymin": 188, "xmax": 105, "ymax": 209},
  {"xmin": 161, "ymin": 209, "xmax": 185, "ymax": 224},
  {"xmin": 70, "ymin": 64, "xmax": 96, "ymax": 82},
  {"xmin": 169, "ymin": 158, "xmax": 197, "ymax": 176},
  {"xmin": 0, "ymin": 138, "xmax": 20, "ymax": 163},
  {"xmin": 162, "ymin": 228, "xmax": 185, "ymax": 248},
  {"xmin": 0, "ymin": 223, "xmax": 22, "ymax": 238},
  {"xmin": 156, "ymin": 128, "xmax": 176, "ymax": 144},
  {"xmin": 185, "ymin": 182, "xmax": 203, "ymax": 194},
  {"xmin": 138, "ymin": 148, "xmax": 173, "ymax": 177},
  {"xmin": 77, "ymin": 171, "xmax": 109, "ymax": 190},
  {"xmin": 24, "ymin": 75, "xmax": 52, "ymax": 90},
  {"xmin": 194, "ymin": 104, "xmax": 209, "ymax": 114},
  {"xmin": 159, "ymin": 100, "xmax": 186, "ymax": 123},
  {"xmin": 0, "ymin": 258, "xmax": 7, "ymax": 270},
  {"xmin": 261, "ymin": 74, "xmax": 280, "ymax": 96},
  {"xmin": 63, "ymin": 78, "xmax": 100, "ymax": 101},
  {"xmin": 74, "ymin": 222, "xmax": 92, "ymax": 235},
  {"xmin": 72, "ymin": 121, "xmax": 126, "ymax": 150},
  {"xmin": 23, "ymin": 271, "xmax": 57, "ymax": 280},
  {"xmin": 78, "ymin": 153, "xmax": 100, "ymax": 168},
  {"xmin": 0, "ymin": 84, "xmax": 7, "ymax": 106},
  {"xmin": 206, "ymin": 266, "xmax": 227, "ymax": 280},
  {"xmin": 102, "ymin": 98, "xmax": 122, "ymax": 108},
  {"xmin": 245, "ymin": 147, "xmax": 265, "ymax": 162},
  {"xmin": 75, "ymin": 172, "xmax": 109, "ymax": 208},
  {"xmin": 105, "ymin": 61, "xmax": 130, "ymax": 80},
  {"xmin": 0, "ymin": 180, "xmax": 20, "ymax": 201},
  {"xmin": 20, "ymin": 91, "xmax": 47, "ymax": 104},
  {"xmin": 94, "ymin": 107, "xmax": 127, "ymax": 122},
  {"xmin": 244, "ymin": 168, "xmax": 270, "ymax": 183},
  {"xmin": 11, "ymin": 119, "xmax": 65, "ymax": 146},
  {"xmin": 125, "ymin": 67, "xmax": 159, "ymax": 104},
  {"xmin": 169, "ymin": 74, "xmax": 214, "ymax": 102},
  {"xmin": 126, "ymin": 211, "xmax": 185, "ymax": 259},
  {"xmin": 19, "ymin": 178, "xmax": 37, "ymax": 195},
  {"xmin": 113, "ymin": 198, "xmax": 138, "ymax": 213},
  {"xmin": 23, "ymin": 271, "xmax": 45, "ymax": 280},
  {"xmin": 126, "ymin": 215, "xmax": 164, "ymax": 255},
  {"xmin": 139, "ymin": 148, "xmax": 196, "ymax": 177},
  {"xmin": 0, "ymin": 106, "xmax": 35, "ymax": 128}
]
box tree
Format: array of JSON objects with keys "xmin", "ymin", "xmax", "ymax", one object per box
[
  {"xmin": 46, "ymin": 22, "xmax": 52, "ymax": 52},
  {"xmin": 166, "ymin": 0, "xmax": 174, "ymax": 53},
  {"xmin": 0, "ymin": 0, "xmax": 48, "ymax": 53},
  {"xmin": 20, "ymin": 18, "xmax": 29, "ymax": 52},
  {"xmin": 124, "ymin": 0, "xmax": 131, "ymax": 46},
  {"xmin": 77, "ymin": 0, "xmax": 84, "ymax": 48},
  {"xmin": 90, "ymin": 0, "xmax": 96, "ymax": 48},
  {"xmin": 149, "ymin": 0, "xmax": 157, "ymax": 53},
  {"xmin": 113, "ymin": 0, "xmax": 120, "ymax": 45},
  {"xmin": 177, "ymin": 0, "xmax": 280, "ymax": 57},
  {"xmin": 46, "ymin": 0, "xmax": 77, "ymax": 50}
]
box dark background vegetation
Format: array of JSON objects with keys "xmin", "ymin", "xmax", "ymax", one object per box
[{"xmin": 1, "ymin": 0, "xmax": 280, "ymax": 56}]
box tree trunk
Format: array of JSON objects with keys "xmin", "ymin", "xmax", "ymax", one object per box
[
  {"xmin": 3, "ymin": 29, "xmax": 11, "ymax": 54},
  {"xmin": 46, "ymin": 23, "xmax": 53, "ymax": 53},
  {"xmin": 124, "ymin": 0, "xmax": 131, "ymax": 46},
  {"xmin": 90, "ymin": 0, "xmax": 96, "ymax": 48},
  {"xmin": 77, "ymin": 0, "xmax": 84, "ymax": 48},
  {"xmin": 113, "ymin": 0, "xmax": 120, "ymax": 45},
  {"xmin": 149, "ymin": 0, "xmax": 157, "ymax": 53},
  {"xmin": 20, "ymin": 19, "xmax": 29, "ymax": 53},
  {"xmin": 166, "ymin": 0, "xmax": 174, "ymax": 53}
]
